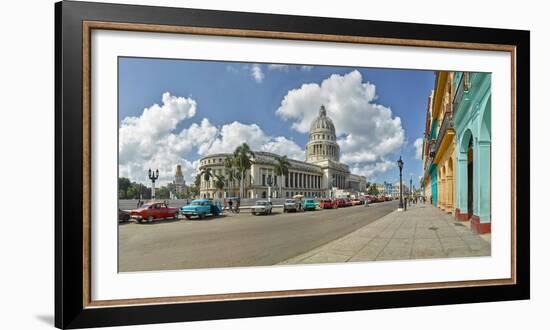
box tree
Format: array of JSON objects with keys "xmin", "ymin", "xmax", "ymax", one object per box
[
  {"xmin": 367, "ymin": 184, "xmax": 379, "ymax": 196},
  {"xmin": 273, "ymin": 155, "xmax": 290, "ymax": 198},
  {"xmin": 126, "ymin": 185, "xmax": 137, "ymax": 199},
  {"xmin": 188, "ymin": 184, "xmax": 200, "ymax": 199},
  {"xmin": 224, "ymin": 156, "xmax": 237, "ymax": 197},
  {"xmin": 233, "ymin": 143, "xmax": 255, "ymax": 198},
  {"xmin": 213, "ymin": 174, "xmax": 225, "ymax": 198},
  {"xmin": 156, "ymin": 186, "xmax": 170, "ymax": 199},
  {"xmin": 118, "ymin": 177, "xmax": 131, "ymax": 194}
]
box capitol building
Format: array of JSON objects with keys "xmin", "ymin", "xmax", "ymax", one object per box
[{"xmin": 198, "ymin": 106, "xmax": 367, "ymax": 199}]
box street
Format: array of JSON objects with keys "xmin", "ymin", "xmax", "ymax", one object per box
[{"xmin": 119, "ymin": 200, "xmax": 398, "ymax": 272}]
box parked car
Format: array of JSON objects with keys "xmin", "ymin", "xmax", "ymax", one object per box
[
  {"xmin": 365, "ymin": 196, "xmax": 376, "ymax": 203},
  {"xmin": 130, "ymin": 202, "xmax": 179, "ymax": 223},
  {"xmin": 180, "ymin": 199, "xmax": 221, "ymax": 219},
  {"xmin": 303, "ymin": 199, "xmax": 317, "ymax": 211},
  {"xmin": 351, "ymin": 198, "xmax": 362, "ymax": 206},
  {"xmin": 118, "ymin": 208, "xmax": 130, "ymax": 223},
  {"xmin": 251, "ymin": 200, "xmax": 273, "ymax": 215},
  {"xmin": 335, "ymin": 199, "xmax": 347, "ymax": 208},
  {"xmin": 319, "ymin": 199, "xmax": 336, "ymax": 209},
  {"xmin": 283, "ymin": 199, "xmax": 301, "ymax": 212}
]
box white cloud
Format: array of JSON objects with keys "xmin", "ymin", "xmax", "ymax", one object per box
[
  {"xmin": 205, "ymin": 121, "xmax": 305, "ymax": 161},
  {"xmin": 119, "ymin": 93, "xmax": 305, "ymax": 185},
  {"xmin": 414, "ymin": 138, "xmax": 424, "ymax": 160},
  {"xmin": 300, "ymin": 65, "xmax": 313, "ymax": 71},
  {"xmin": 250, "ymin": 64, "xmax": 264, "ymax": 83},
  {"xmin": 275, "ymin": 70, "xmax": 404, "ymax": 180}
]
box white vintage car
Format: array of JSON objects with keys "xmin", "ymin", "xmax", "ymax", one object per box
[{"xmin": 251, "ymin": 200, "xmax": 273, "ymax": 215}]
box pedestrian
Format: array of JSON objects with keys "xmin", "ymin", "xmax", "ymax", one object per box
[
  {"xmin": 136, "ymin": 199, "xmax": 141, "ymax": 208},
  {"xmin": 228, "ymin": 198, "xmax": 233, "ymax": 212},
  {"xmin": 364, "ymin": 198, "xmax": 369, "ymax": 207}
]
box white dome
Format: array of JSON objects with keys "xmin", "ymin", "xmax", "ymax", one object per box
[{"xmin": 305, "ymin": 105, "xmax": 340, "ymax": 162}]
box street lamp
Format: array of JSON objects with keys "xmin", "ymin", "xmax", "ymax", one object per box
[
  {"xmin": 410, "ymin": 178, "xmax": 413, "ymax": 201},
  {"xmin": 148, "ymin": 168, "xmax": 159, "ymax": 200},
  {"xmin": 397, "ymin": 157, "xmax": 404, "ymax": 209},
  {"xmin": 266, "ymin": 175, "xmax": 273, "ymax": 202}
]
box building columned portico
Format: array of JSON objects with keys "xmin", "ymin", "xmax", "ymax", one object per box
[{"xmin": 198, "ymin": 106, "xmax": 367, "ymax": 199}]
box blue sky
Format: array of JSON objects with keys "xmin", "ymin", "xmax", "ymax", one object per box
[{"xmin": 119, "ymin": 57, "xmax": 435, "ymax": 187}]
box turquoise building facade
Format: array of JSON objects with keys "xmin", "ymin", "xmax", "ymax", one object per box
[{"xmin": 452, "ymin": 72, "xmax": 491, "ymax": 233}]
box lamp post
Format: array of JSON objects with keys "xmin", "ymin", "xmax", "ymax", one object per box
[
  {"xmin": 148, "ymin": 168, "xmax": 159, "ymax": 200},
  {"xmin": 267, "ymin": 175, "xmax": 273, "ymax": 202},
  {"xmin": 397, "ymin": 157, "xmax": 404, "ymax": 209},
  {"xmin": 410, "ymin": 178, "xmax": 413, "ymax": 201}
]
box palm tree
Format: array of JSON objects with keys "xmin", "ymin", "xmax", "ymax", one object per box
[
  {"xmin": 233, "ymin": 143, "xmax": 255, "ymax": 198},
  {"xmin": 213, "ymin": 174, "xmax": 225, "ymax": 199},
  {"xmin": 224, "ymin": 156, "xmax": 237, "ymax": 197},
  {"xmin": 273, "ymin": 155, "xmax": 290, "ymax": 198},
  {"xmin": 199, "ymin": 167, "xmax": 213, "ymax": 197}
]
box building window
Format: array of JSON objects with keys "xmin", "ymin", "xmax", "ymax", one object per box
[
  {"xmin": 274, "ymin": 176, "xmax": 278, "ymax": 186},
  {"xmin": 262, "ymin": 174, "xmax": 266, "ymax": 186}
]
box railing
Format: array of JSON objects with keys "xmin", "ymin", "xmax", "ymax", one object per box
[{"xmin": 434, "ymin": 111, "xmax": 453, "ymax": 154}]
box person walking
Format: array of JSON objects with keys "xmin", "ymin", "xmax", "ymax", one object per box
[
  {"xmin": 228, "ymin": 198, "xmax": 233, "ymax": 212},
  {"xmin": 136, "ymin": 199, "xmax": 141, "ymax": 208}
]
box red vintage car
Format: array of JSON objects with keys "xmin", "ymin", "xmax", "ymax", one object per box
[
  {"xmin": 319, "ymin": 199, "xmax": 336, "ymax": 209},
  {"xmin": 351, "ymin": 198, "xmax": 362, "ymax": 206},
  {"xmin": 130, "ymin": 202, "xmax": 179, "ymax": 223},
  {"xmin": 335, "ymin": 199, "xmax": 347, "ymax": 208}
]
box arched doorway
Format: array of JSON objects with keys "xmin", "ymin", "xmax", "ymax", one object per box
[
  {"xmin": 262, "ymin": 191, "xmax": 267, "ymax": 199},
  {"xmin": 467, "ymin": 136, "xmax": 474, "ymax": 218}
]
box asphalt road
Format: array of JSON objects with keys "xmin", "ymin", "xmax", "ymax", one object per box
[{"xmin": 119, "ymin": 200, "xmax": 399, "ymax": 272}]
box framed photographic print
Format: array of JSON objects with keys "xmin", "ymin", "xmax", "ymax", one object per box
[{"xmin": 55, "ymin": 0, "xmax": 530, "ymax": 328}]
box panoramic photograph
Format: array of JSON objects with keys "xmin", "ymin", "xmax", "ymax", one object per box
[{"xmin": 117, "ymin": 57, "xmax": 492, "ymax": 272}]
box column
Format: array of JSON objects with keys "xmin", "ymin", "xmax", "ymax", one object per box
[
  {"xmin": 477, "ymin": 141, "xmax": 491, "ymax": 222},
  {"xmin": 456, "ymin": 152, "xmax": 468, "ymax": 217}
]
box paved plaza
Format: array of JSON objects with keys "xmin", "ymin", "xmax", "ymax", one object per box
[{"xmin": 280, "ymin": 203, "xmax": 491, "ymax": 265}]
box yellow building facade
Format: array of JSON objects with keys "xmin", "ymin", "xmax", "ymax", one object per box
[{"xmin": 432, "ymin": 72, "xmax": 456, "ymax": 214}]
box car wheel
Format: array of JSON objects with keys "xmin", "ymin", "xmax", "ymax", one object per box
[
  {"xmin": 199, "ymin": 213, "xmax": 204, "ymax": 220},
  {"xmin": 184, "ymin": 215, "xmax": 191, "ymax": 220},
  {"xmin": 252, "ymin": 212, "xmax": 256, "ymax": 215},
  {"xmin": 173, "ymin": 212, "xmax": 179, "ymax": 220},
  {"xmin": 147, "ymin": 216, "xmax": 154, "ymax": 223}
]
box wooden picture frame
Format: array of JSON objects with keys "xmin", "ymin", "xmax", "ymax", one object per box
[{"xmin": 55, "ymin": 1, "xmax": 530, "ymax": 328}]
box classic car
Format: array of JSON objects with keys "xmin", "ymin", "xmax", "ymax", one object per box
[
  {"xmin": 319, "ymin": 199, "xmax": 336, "ymax": 209},
  {"xmin": 351, "ymin": 198, "xmax": 363, "ymax": 206},
  {"xmin": 180, "ymin": 199, "xmax": 221, "ymax": 219},
  {"xmin": 302, "ymin": 199, "xmax": 317, "ymax": 211},
  {"xmin": 118, "ymin": 208, "xmax": 130, "ymax": 223},
  {"xmin": 251, "ymin": 200, "xmax": 273, "ymax": 215},
  {"xmin": 283, "ymin": 199, "xmax": 301, "ymax": 212},
  {"xmin": 130, "ymin": 202, "xmax": 179, "ymax": 223},
  {"xmin": 335, "ymin": 199, "xmax": 347, "ymax": 208}
]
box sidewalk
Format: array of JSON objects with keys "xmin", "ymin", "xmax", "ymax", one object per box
[{"xmin": 279, "ymin": 203, "xmax": 491, "ymax": 265}]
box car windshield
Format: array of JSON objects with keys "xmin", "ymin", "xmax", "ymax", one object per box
[
  {"xmin": 256, "ymin": 201, "xmax": 267, "ymax": 206},
  {"xmin": 141, "ymin": 204, "xmax": 152, "ymax": 208},
  {"xmin": 305, "ymin": 199, "xmax": 314, "ymax": 203},
  {"xmin": 285, "ymin": 199, "xmax": 295, "ymax": 203},
  {"xmin": 191, "ymin": 201, "xmax": 202, "ymax": 205}
]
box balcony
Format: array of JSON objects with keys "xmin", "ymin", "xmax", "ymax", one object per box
[{"xmin": 433, "ymin": 111, "xmax": 455, "ymax": 163}]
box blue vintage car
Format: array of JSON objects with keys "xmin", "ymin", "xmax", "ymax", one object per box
[{"xmin": 180, "ymin": 199, "xmax": 221, "ymax": 219}]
